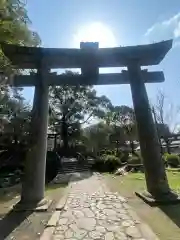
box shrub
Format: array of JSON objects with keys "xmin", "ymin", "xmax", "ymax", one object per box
[
  {"xmin": 128, "ymin": 156, "xmax": 142, "ymax": 165},
  {"xmin": 45, "ymin": 151, "xmax": 61, "ymax": 183},
  {"xmin": 165, "ymin": 154, "xmax": 180, "ymax": 168},
  {"xmin": 119, "ymin": 151, "xmax": 129, "ymax": 164},
  {"xmin": 103, "ymin": 154, "xmax": 121, "ymax": 172},
  {"xmin": 162, "ymin": 153, "xmax": 168, "ymax": 166},
  {"xmin": 127, "ymin": 155, "xmax": 143, "ymax": 172},
  {"xmin": 133, "ymin": 151, "xmax": 143, "ymax": 160},
  {"xmin": 92, "ymin": 153, "xmax": 121, "ymax": 172}
]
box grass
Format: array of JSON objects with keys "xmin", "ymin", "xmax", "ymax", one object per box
[
  {"xmin": 166, "ymin": 167, "xmax": 180, "ymax": 172},
  {"xmin": 0, "ymin": 183, "xmax": 67, "ymax": 215},
  {"xmin": 0, "ymin": 182, "xmax": 67, "ymax": 240},
  {"xmin": 104, "ymin": 171, "xmax": 180, "ymax": 240}
]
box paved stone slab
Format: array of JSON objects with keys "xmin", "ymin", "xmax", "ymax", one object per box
[{"xmin": 51, "ymin": 174, "xmax": 159, "ymax": 240}]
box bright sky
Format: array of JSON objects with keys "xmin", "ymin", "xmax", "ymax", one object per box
[{"xmin": 24, "ymin": 0, "xmax": 180, "ymax": 111}]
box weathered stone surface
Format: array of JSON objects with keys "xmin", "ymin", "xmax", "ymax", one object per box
[
  {"xmin": 126, "ymin": 226, "xmax": 142, "ymax": 238},
  {"xmin": 95, "ymin": 225, "xmax": 106, "ymax": 233},
  {"xmin": 95, "ymin": 212, "xmax": 106, "ymax": 220},
  {"xmin": 106, "ymin": 224, "xmax": 120, "ymax": 232},
  {"xmin": 114, "ymin": 231, "xmax": 128, "ymax": 240},
  {"xmin": 57, "ymin": 218, "xmax": 68, "ymax": 225},
  {"xmin": 118, "ymin": 213, "xmax": 131, "ymax": 220},
  {"xmin": 113, "ymin": 202, "xmax": 122, "ymax": 208},
  {"xmin": 65, "ymin": 228, "xmax": 74, "ymax": 238},
  {"xmin": 97, "ymin": 203, "xmax": 106, "ymax": 209},
  {"xmin": 69, "ymin": 223, "xmax": 79, "ymax": 232},
  {"xmin": 103, "ymin": 208, "xmax": 116, "ymax": 216},
  {"xmin": 89, "ymin": 230, "xmax": 103, "ymax": 239},
  {"xmin": 74, "ymin": 229, "xmax": 87, "ymax": 239},
  {"xmin": 53, "ymin": 233, "xmax": 64, "ymax": 239},
  {"xmin": 56, "ymin": 225, "xmax": 68, "ymax": 232},
  {"xmin": 73, "ymin": 210, "xmax": 85, "ymax": 218},
  {"xmin": 105, "ymin": 232, "xmax": 114, "ymax": 240},
  {"xmin": 77, "ymin": 217, "xmax": 96, "ymax": 231},
  {"xmin": 51, "ymin": 174, "xmax": 158, "ymax": 240},
  {"xmin": 60, "ymin": 210, "xmax": 74, "ymax": 219},
  {"xmin": 83, "ymin": 208, "xmax": 95, "ymax": 217},
  {"xmin": 121, "ymin": 220, "xmax": 135, "ymax": 227}
]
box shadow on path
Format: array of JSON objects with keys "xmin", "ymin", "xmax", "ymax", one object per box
[
  {"xmin": 160, "ymin": 204, "xmax": 180, "ymax": 229},
  {"xmin": 0, "ymin": 204, "xmax": 32, "ymax": 239},
  {"xmin": 52, "ymin": 170, "xmax": 93, "ymax": 184},
  {"xmin": 69, "ymin": 171, "xmax": 93, "ymax": 182}
]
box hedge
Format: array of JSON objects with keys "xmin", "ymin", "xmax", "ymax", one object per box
[
  {"xmin": 164, "ymin": 154, "xmax": 180, "ymax": 168},
  {"xmin": 92, "ymin": 154, "xmax": 121, "ymax": 172}
]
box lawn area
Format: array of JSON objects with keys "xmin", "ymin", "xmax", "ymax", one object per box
[
  {"xmin": 104, "ymin": 171, "xmax": 180, "ymax": 240},
  {"xmin": 0, "ymin": 183, "xmax": 67, "ymax": 215}
]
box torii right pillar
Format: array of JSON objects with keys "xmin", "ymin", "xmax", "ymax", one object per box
[{"xmin": 128, "ymin": 61, "xmax": 179, "ymax": 204}]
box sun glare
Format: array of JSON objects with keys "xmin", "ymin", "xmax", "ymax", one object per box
[{"xmin": 74, "ymin": 22, "xmax": 117, "ymax": 48}]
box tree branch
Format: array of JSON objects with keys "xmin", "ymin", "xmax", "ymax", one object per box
[{"xmin": 80, "ymin": 112, "xmax": 94, "ymax": 125}]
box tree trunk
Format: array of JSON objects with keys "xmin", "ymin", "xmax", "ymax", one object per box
[
  {"xmin": 165, "ymin": 139, "xmax": 171, "ymax": 154},
  {"xmin": 130, "ymin": 140, "xmax": 135, "ymax": 154},
  {"xmin": 61, "ymin": 116, "xmax": 68, "ymax": 155}
]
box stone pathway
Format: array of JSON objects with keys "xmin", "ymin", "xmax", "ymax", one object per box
[{"xmin": 51, "ymin": 174, "xmax": 158, "ymax": 240}]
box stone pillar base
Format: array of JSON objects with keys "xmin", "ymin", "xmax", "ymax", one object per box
[
  {"xmin": 13, "ymin": 198, "xmax": 52, "ymax": 212},
  {"xmin": 135, "ymin": 191, "xmax": 180, "ymax": 206}
]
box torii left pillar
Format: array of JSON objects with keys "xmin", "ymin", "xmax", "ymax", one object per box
[{"xmin": 19, "ymin": 63, "xmax": 49, "ymax": 207}]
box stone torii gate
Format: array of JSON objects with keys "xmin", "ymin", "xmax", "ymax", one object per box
[{"xmin": 2, "ymin": 40, "xmax": 178, "ymax": 208}]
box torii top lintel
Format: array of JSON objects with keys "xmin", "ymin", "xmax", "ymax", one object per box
[{"xmin": 1, "ymin": 40, "xmax": 173, "ymax": 69}]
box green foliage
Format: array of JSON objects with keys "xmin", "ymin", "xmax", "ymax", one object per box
[
  {"xmin": 49, "ymin": 76, "xmax": 111, "ymax": 150},
  {"xmin": 164, "ymin": 154, "xmax": 180, "ymax": 168},
  {"xmin": 128, "ymin": 155, "xmax": 142, "ymax": 165},
  {"xmin": 0, "ymin": 1, "xmax": 40, "ymax": 145},
  {"xmin": 0, "ymin": 88, "xmax": 31, "ymax": 145},
  {"xmin": 101, "ymin": 154, "xmax": 120, "ymax": 164},
  {"xmin": 134, "ymin": 151, "xmax": 143, "ymax": 160},
  {"xmin": 83, "ymin": 122, "xmax": 112, "ymax": 153},
  {"xmin": 45, "ymin": 151, "xmax": 61, "ymax": 183},
  {"xmin": 92, "ymin": 152, "xmax": 121, "ymax": 172},
  {"xmin": 127, "ymin": 154, "xmax": 143, "ymax": 172},
  {"xmin": 0, "ymin": 0, "xmax": 41, "ymax": 74}
]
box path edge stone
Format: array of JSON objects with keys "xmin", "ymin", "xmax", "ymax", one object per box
[
  {"xmin": 56, "ymin": 184, "xmax": 71, "ymax": 210},
  {"xmin": 40, "ymin": 184, "xmax": 70, "ymax": 240},
  {"xmin": 40, "ymin": 226, "xmax": 54, "ymax": 240}
]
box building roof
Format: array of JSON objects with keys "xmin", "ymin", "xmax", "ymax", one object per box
[{"xmin": 1, "ymin": 40, "xmax": 173, "ymax": 69}]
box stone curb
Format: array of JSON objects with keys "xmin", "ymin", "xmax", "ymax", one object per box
[
  {"xmin": 56, "ymin": 184, "xmax": 71, "ymax": 210},
  {"xmin": 47, "ymin": 211, "xmax": 61, "ymax": 227},
  {"xmin": 39, "ymin": 226, "xmax": 54, "ymax": 240},
  {"xmin": 40, "ymin": 184, "xmax": 70, "ymax": 240}
]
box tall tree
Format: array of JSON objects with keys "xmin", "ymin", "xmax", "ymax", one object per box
[
  {"xmin": 0, "ymin": 0, "xmax": 41, "ymax": 75},
  {"xmin": 83, "ymin": 122, "xmax": 113, "ymax": 153},
  {"xmin": 0, "ymin": 0, "xmax": 41, "ymax": 145},
  {"xmin": 49, "ymin": 71, "xmax": 111, "ymax": 152},
  {"xmin": 104, "ymin": 105, "xmax": 137, "ymax": 152},
  {"xmin": 152, "ymin": 90, "xmax": 180, "ymax": 153}
]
